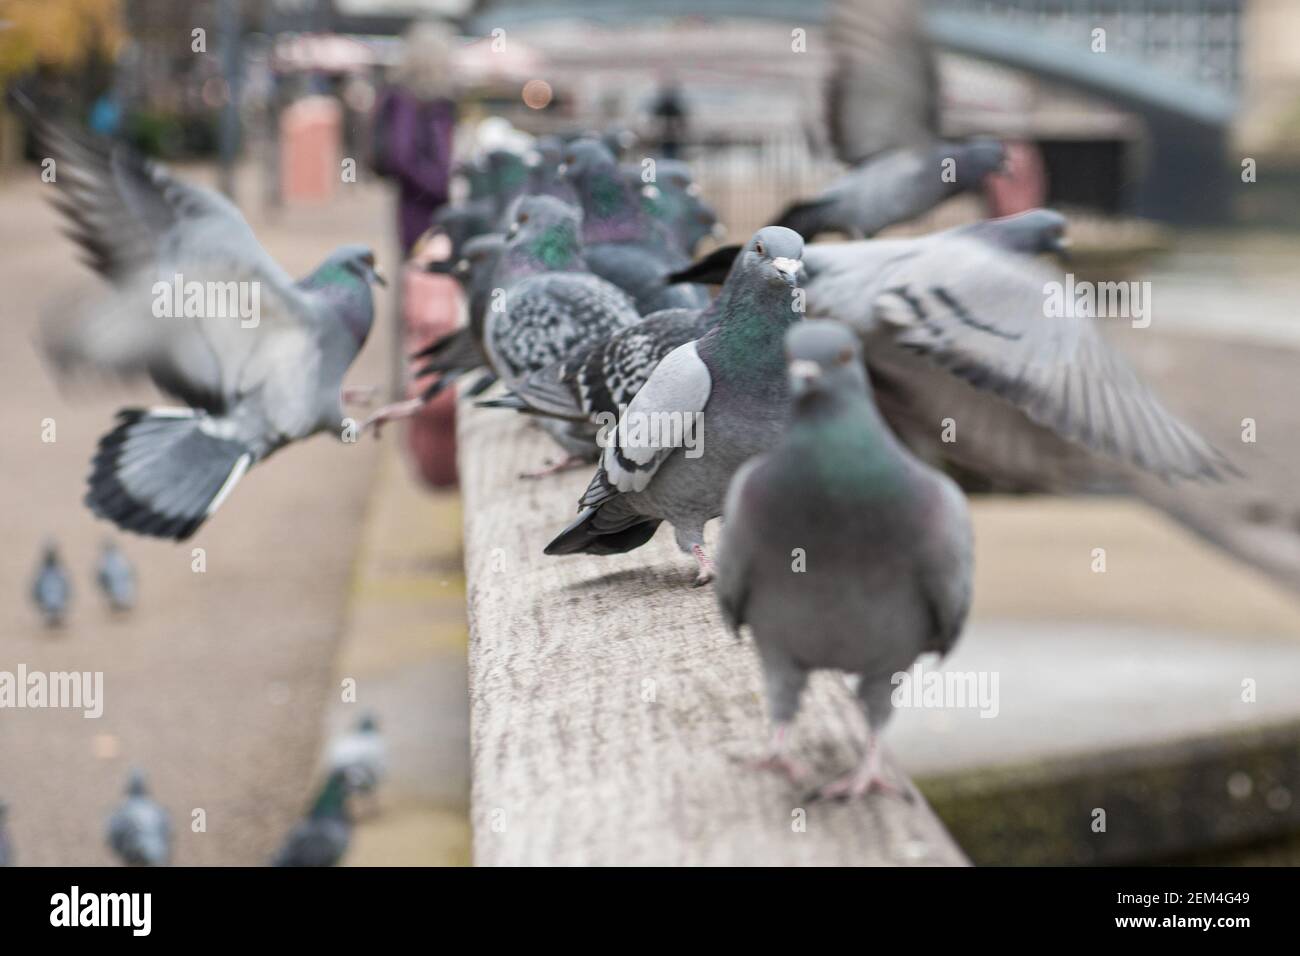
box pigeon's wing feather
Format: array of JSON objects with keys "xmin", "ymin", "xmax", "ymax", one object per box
[
  {"xmin": 715, "ymin": 455, "xmax": 765, "ymax": 634},
  {"xmin": 812, "ymin": 237, "xmax": 1232, "ymax": 480},
  {"xmin": 599, "ymin": 340, "xmax": 712, "ymax": 494},
  {"xmin": 915, "ymin": 474, "xmax": 974, "ymax": 656}
]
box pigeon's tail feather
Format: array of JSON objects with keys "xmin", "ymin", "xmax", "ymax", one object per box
[
  {"xmin": 475, "ymin": 393, "xmax": 528, "ymax": 411},
  {"xmin": 544, "ymin": 505, "xmax": 662, "ymax": 556},
  {"xmin": 666, "ymin": 244, "xmax": 742, "ymax": 285},
  {"xmin": 86, "ymin": 408, "xmax": 254, "ymax": 541},
  {"xmin": 411, "ymin": 326, "xmax": 476, "ymax": 364},
  {"xmin": 771, "ymin": 198, "xmax": 835, "ymax": 240}
]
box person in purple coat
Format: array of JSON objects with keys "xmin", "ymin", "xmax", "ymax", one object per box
[{"xmin": 377, "ymin": 23, "xmax": 457, "ymax": 253}]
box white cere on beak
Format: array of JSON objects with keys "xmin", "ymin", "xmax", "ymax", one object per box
[
  {"xmin": 556, "ymin": 163, "xmax": 569, "ymax": 176},
  {"xmin": 685, "ymin": 182, "xmax": 702, "ymax": 197},
  {"xmin": 772, "ymin": 257, "xmax": 801, "ymax": 277},
  {"xmin": 788, "ymin": 358, "xmax": 821, "ymax": 384},
  {"xmin": 641, "ymin": 184, "xmax": 660, "ymax": 199},
  {"xmin": 711, "ymin": 222, "xmax": 727, "ymax": 240}
]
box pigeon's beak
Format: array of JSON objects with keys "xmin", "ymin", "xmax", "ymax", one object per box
[
  {"xmin": 686, "ymin": 182, "xmax": 702, "ymax": 198},
  {"xmin": 370, "ymin": 263, "xmax": 387, "ymax": 287},
  {"xmin": 711, "ymin": 221, "xmax": 727, "ymax": 241},
  {"xmin": 411, "ymin": 229, "xmax": 454, "ymax": 272},
  {"xmin": 1050, "ymin": 234, "xmax": 1073, "ymax": 262},
  {"xmin": 788, "ymin": 358, "xmax": 822, "ymax": 395},
  {"xmin": 772, "ymin": 256, "xmax": 802, "ymax": 285}
]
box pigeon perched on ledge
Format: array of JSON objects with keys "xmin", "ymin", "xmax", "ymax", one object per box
[
  {"xmin": 716, "ymin": 320, "xmax": 972, "ymax": 799},
  {"xmin": 19, "ymin": 99, "xmax": 385, "ymax": 540},
  {"xmin": 546, "ymin": 227, "xmax": 806, "ymax": 583}
]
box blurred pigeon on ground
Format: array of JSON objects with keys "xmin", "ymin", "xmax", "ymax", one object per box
[
  {"xmin": 22, "ymin": 102, "xmax": 385, "ymax": 540},
  {"xmin": 560, "ymin": 138, "xmax": 709, "ymax": 314},
  {"xmin": 0, "ymin": 801, "xmax": 12, "ymax": 866},
  {"xmin": 106, "ymin": 769, "xmax": 172, "ymax": 866},
  {"xmin": 545, "ymin": 227, "xmax": 805, "ymax": 583},
  {"xmin": 716, "ymin": 321, "xmax": 972, "ymax": 799},
  {"xmin": 271, "ymin": 769, "xmax": 352, "ymax": 867},
  {"xmin": 95, "ymin": 538, "xmax": 136, "ymax": 613},
  {"xmin": 32, "ymin": 541, "xmax": 71, "ymax": 628},
  {"xmin": 328, "ymin": 712, "xmax": 388, "ymax": 814}
]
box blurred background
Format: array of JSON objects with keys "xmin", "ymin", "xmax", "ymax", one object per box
[{"xmin": 2, "ymin": 0, "xmax": 1300, "ymax": 866}]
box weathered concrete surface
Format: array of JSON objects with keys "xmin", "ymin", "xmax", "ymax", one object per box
[{"xmin": 458, "ymin": 402, "xmax": 968, "ymax": 866}]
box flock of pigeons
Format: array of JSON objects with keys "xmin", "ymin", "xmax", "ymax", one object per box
[
  {"xmin": 0, "ymin": 714, "xmax": 385, "ymax": 867},
  {"xmin": 31, "ymin": 538, "xmax": 136, "ymax": 627},
  {"xmin": 13, "ymin": 88, "xmax": 1233, "ymax": 810}
]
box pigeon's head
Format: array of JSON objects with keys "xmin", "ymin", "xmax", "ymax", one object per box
[
  {"xmin": 741, "ymin": 226, "xmax": 804, "ymax": 289},
  {"xmin": 526, "ymin": 136, "xmax": 565, "ymax": 173},
  {"xmin": 487, "ymin": 148, "xmax": 529, "ymax": 192},
  {"xmin": 952, "ymin": 137, "xmax": 1007, "ymax": 185},
  {"xmin": 358, "ymin": 712, "xmax": 380, "ymax": 733},
  {"xmin": 41, "ymin": 539, "xmax": 60, "ymax": 565},
  {"xmin": 785, "ymin": 320, "xmax": 866, "ymax": 399},
  {"xmin": 505, "ymin": 195, "xmax": 584, "ymax": 271},
  {"xmin": 324, "ymin": 245, "xmax": 387, "ymax": 288},
  {"xmin": 558, "ymin": 138, "xmax": 619, "ymax": 187},
  {"xmin": 126, "ymin": 768, "xmax": 149, "ymax": 797},
  {"xmin": 1013, "ymin": 208, "xmax": 1070, "ymax": 258},
  {"xmin": 452, "ymin": 234, "xmax": 505, "ymax": 292},
  {"xmin": 601, "ymin": 125, "xmax": 639, "ymax": 160}
]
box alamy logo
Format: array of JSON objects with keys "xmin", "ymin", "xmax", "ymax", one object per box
[
  {"xmin": 151, "ymin": 274, "xmax": 261, "ymax": 328},
  {"xmin": 0, "ymin": 666, "xmax": 103, "ymax": 718},
  {"xmin": 50, "ymin": 886, "xmax": 151, "ymax": 936},
  {"xmin": 1042, "ymin": 273, "xmax": 1152, "ymax": 329},
  {"xmin": 594, "ymin": 405, "xmax": 705, "ymax": 459},
  {"xmin": 890, "ymin": 661, "xmax": 999, "ymax": 718}
]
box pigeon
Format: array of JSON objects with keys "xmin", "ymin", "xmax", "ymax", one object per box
[
  {"xmin": 95, "ymin": 538, "xmax": 136, "ymax": 613},
  {"xmin": 715, "ymin": 320, "xmax": 972, "ymax": 799},
  {"xmin": 32, "ymin": 541, "xmax": 71, "ymax": 627},
  {"xmin": 672, "ymin": 214, "xmax": 1229, "ymax": 487},
  {"xmin": 545, "ymin": 227, "xmax": 805, "ymax": 583},
  {"xmin": 798, "ymin": 231, "xmax": 1233, "ymax": 484},
  {"xmin": 106, "ymin": 769, "xmax": 172, "ymax": 866},
  {"xmin": 270, "ymin": 769, "xmax": 353, "ymax": 867},
  {"xmin": 24, "ymin": 104, "xmax": 385, "ymax": 540},
  {"xmin": 0, "ymin": 800, "xmax": 12, "ymax": 866},
  {"xmin": 625, "ymin": 159, "xmax": 721, "ymax": 256},
  {"xmin": 672, "ymin": 139, "xmax": 1007, "ymax": 284},
  {"xmin": 559, "ymin": 138, "xmax": 709, "ymax": 314},
  {"xmin": 328, "ymin": 712, "xmax": 388, "ymax": 815},
  {"xmin": 416, "ymin": 202, "xmax": 497, "ymax": 272},
  {"xmin": 775, "ymin": 138, "xmax": 1006, "ymax": 241},
  {"xmin": 525, "ymin": 135, "xmax": 579, "ymax": 205}
]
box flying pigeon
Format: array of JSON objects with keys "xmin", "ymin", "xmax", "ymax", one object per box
[
  {"xmin": 95, "ymin": 538, "xmax": 136, "ymax": 613},
  {"xmin": 327, "ymin": 712, "xmax": 388, "ymax": 815},
  {"xmin": 106, "ymin": 769, "xmax": 172, "ymax": 866},
  {"xmin": 716, "ymin": 320, "xmax": 973, "ymax": 799},
  {"xmin": 270, "ymin": 769, "xmax": 353, "ymax": 867},
  {"xmin": 545, "ymin": 227, "xmax": 806, "ymax": 583},
  {"xmin": 775, "ymin": 138, "xmax": 1006, "ymax": 241},
  {"xmin": 24, "ymin": 104, "xmax": 385, "ymax": 540},
  {"xmin": 559, "ymin": 138, "xmax": 709, "ymax": 314},
  {"xmin": 671, "ymin": 214, "xmax": 1230, "ymax": 486},
  {"xmin": 32, "ymin": 541, "xmax": 71, "ymax": 627},
  {"xmin": 672, "ymin": 139, "xmax": 1007, "ymax": 285}
]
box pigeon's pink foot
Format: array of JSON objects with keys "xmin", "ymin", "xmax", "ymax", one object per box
[
  {"xmin": 362, "ymin": 398, "xmax": 424, "ymax": 438},
  {"xmin": 750, "ymin": 725, "xmax": 809, "ymax": 784},
  {"xmin": 519, "ymin": 455, "xmax": 587, "ymax": 480},
  {"xmin": 690, "ymin": 544, "xmax": 714, "ymax": 587},
  {"xmin": 811, "ymin": 736, "xmax": 913, "ymax": 802},
  {"xmin": 341, "ymin": 385, "xmax": 379, "ymax": 407}
]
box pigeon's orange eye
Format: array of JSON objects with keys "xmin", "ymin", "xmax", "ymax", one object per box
[{"xmin": 518, "ymin": 213, "xmax": 529, "ymax": 224}]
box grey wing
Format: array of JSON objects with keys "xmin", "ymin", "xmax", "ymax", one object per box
[
  {"xmin": 715, "ymin": 455, "xmax": 766, "ymax": 635},
  {"xmin": 488, "ymin": 274, "xmax": 638, "ymax": 383},
  {"xmin": 597, "ymin": 340, "xmax": 713, "ymax": 495},
  {"xmin": 35, "ymin": 116, "xmax": 323, "ymax": 414},
  {"xmin": 814, "ymin": 236, "xmax": 1233, "ymax": 481}
]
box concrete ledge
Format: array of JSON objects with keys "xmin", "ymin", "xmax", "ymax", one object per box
[{"xmin": 458, "ymin": 399, "xmax": 967, "ymax": 866}]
